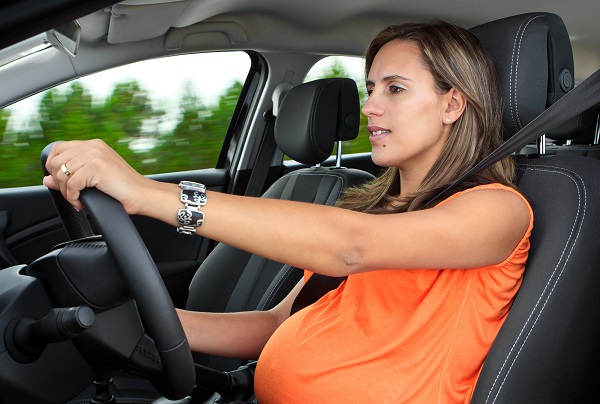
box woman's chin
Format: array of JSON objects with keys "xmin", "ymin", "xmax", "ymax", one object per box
[{"xmin": 370, "ymin": 152, "xmax": 393, "ymax": 168}]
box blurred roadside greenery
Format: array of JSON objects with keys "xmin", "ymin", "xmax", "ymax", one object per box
[{"xmin": 0, "ymin": 58, "xmax": 371, "ymax": 188}]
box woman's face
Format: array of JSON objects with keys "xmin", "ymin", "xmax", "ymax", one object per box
[{"xmin": 363, "ymin": 39, "xmax": 451, "ymax": 175}]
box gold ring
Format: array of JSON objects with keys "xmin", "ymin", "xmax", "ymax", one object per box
[{"xmin": 61, "ymin": 163, "xmax": 72, "ymax": 177}]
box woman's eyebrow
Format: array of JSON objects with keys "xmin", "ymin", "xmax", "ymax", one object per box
[{"xmin": 366, "ymin": 74, "xmax": 414, "ymax": 86}]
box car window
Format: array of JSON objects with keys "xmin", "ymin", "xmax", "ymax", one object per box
[
  {"xmin": 305, "ymin": 56, "xmax": 370, "ymax": 155},
  {"xmin": 0, "ymin": 52, "xmax": 251, "ymax": 188}
]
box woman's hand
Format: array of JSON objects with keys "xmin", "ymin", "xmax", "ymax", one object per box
[{"xmin": 43, "ymin": 139, "xmax": 154, "ymax": 214}]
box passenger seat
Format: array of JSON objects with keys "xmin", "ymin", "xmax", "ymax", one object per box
[{"xmin": 185, "ymin": 78, "xmax": 375, "ymax": 372}]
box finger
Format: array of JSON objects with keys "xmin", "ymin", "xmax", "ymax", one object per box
[
  {"xmin": 45, "ymin": 140, "xmax": 84, "ymax": 177},
  {"xmin": 63, "ymin": 160, "xmax": 104, "ymax": 212},
  {"xmin": 43, "ymin": 163, "xmax": 85, "ymax": 211},
  {"xmin": 43, "ymin": 175, "xmax": 57, "ymax": 190},
  {"xmin": 44, "ymin": 142, "xmax": 88, "ymax": 209},
  {"xmin": 45, "ymin": 141, "xmax": 69, "ymax": 175},
  {"xmin": 59, "ymin": 159, "xmax": 84, "ymax": 180}
]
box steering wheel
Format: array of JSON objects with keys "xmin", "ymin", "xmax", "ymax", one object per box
[{"xmin": 40, "ymin": 143, "xmax": 196, "ymax": 400}]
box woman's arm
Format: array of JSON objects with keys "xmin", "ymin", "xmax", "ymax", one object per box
[
  {"xmin": 177, "ymin": 279, "xmax": 304, "ymax": 358},
  {"xmin": 44, "ymin": 140, "xmax": 530, "ymax": 277}
]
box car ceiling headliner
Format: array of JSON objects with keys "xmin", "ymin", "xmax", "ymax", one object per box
[
  {"xmin": 1, "ymin": 0, "xmax": 598, "ymax": 84},
  {"xmin": 97, "ymin": 0, "xmax": 599, "ymax": 80}
]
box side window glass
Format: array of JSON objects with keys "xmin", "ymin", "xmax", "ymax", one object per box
[
  {"xmin": 305, "ymin": 56, "xmax": 370, "ymax": 155},
  {"xmin": 0, "ymin": 52, "xmax": 250, "ymax": 187}
]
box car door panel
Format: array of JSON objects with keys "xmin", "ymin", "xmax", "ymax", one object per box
[
  {"xmin": 0, "ymin": 187, "xmax": 65, "ymax": 265},
  {"xmin": 0, "ymin": 167, "xmax": 228, "ymax": 307}
]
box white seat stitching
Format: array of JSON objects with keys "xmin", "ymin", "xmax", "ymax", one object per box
[
  {"xmin": 486, "ymin": 164, "xmax": 586, "ymax": 403},
  {"xmin": 509, "ymin": 14, "xmax": 547, "ymax": 132}
]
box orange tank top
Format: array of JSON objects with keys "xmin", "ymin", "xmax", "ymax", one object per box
[{"xmin": 254, "ymin": 184, "xmax": 533, "ymax": 403}]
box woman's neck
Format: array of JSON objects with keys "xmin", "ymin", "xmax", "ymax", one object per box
[{"xmin": 398, "ymin": 168, "xmax": 427, "ymax": 198}]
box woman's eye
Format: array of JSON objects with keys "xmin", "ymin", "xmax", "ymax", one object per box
[{"xmin": 389, "ymin": 85, "xmax": 405, "ymax": 93}]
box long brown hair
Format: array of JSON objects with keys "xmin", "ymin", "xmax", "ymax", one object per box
[{"xmin": 336, "ymin": 21, "xmax": 515, "ymax": 213}]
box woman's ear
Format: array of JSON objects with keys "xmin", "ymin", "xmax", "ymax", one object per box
[{"xmin": 442, "ymin": 88, "xmax": 467, "ymax": 125}]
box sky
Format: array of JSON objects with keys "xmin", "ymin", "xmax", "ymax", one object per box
[{"xmin": 4, "ymin": 50, "xmax": 366, "ymax": 132}]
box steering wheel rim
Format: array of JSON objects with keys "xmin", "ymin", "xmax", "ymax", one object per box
[{"xmin": 41, "ymin": 144, "xmax": 196, "ymax": 400}]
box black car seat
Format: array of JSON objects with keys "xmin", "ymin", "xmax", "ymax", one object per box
[
  {"xmin": 469, "ymin": 13, "xmax": 600, "ymax": 402},
  {"xmin": 185, "ymin": 77, "xmax": 375, "ymax": 373}
]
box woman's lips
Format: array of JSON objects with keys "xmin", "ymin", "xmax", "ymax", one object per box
[{"xmin": 369, "ymin": 129, "xmax": 390, "ymax": 143}]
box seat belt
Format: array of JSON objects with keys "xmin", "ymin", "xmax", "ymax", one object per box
[
  {"xmin": 244, "ymin": 81, "xmax": 294, "ymax": 197},
  {"xmin": 291, "ymin": 68, "xmax": 600, "ymax": 315},
  {"xmin": 244, "ymin": 110, "xmax": 277, "ymax": 197},
  {"xmin": 290, "ymin": 273, "xmax": 347, "ymax": 314}
]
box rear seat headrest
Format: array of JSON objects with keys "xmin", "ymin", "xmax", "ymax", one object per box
[
  {"xmin": 471, "ymin": 13, "xmax": 574, "ymax": 140},
  {"xmin": 546, "ymin": 103, "xmax": 599, "ymax": 143},
  {"xmin": 275, "ymin": 78, "xmax": 360, "ymax": 165}
]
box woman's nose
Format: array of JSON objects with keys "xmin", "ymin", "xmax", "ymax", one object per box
[{"xmin": 361, "ymin": 92, "xmax": 383, "ymax": 117}]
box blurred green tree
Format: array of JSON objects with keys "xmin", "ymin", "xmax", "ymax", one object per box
[
  {"xmin": 0, "ymin": 107, "xmax": 48, "ymax": 187},
  {"xmin": 0, "ymin": 109, "xmax": 9, "ymax": 136},
  {"xmin": 0, "ymin": 57, "xmax": 370, "ymax": 188},
  {"xmin": 99, "ymin": 80, "xmax": 164, "ymax": 164},
  {"xmin": 151, "ymin": 80, "xmax": 242, "ymax": 172}
]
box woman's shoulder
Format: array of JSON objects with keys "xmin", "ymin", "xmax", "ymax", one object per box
[
  {"xmin": 445, "ymin": 183, "xmax": 524, "ymax": 199},
  {"xmin": 439, "ymin": 183, "xmax": 531, "ymax": 215},
  {"xmin": 437, "ymin": 183, "xmax": 533, "ymax": 238},
  {"xmin": 431, "ymin": 183, "xmax": 533, "ymax": 269}
]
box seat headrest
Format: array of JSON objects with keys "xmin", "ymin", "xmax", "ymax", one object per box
[
  {"xmin": 471, "ymin": 13, "xmax": 574, "ymax": 140},
  {"xmin": 546, "ymin": 103, "xmax": 599, "ymax": 143},
  {"xmin": 275, "ymin": 78, "xmax": 360, "ymax": 165}
]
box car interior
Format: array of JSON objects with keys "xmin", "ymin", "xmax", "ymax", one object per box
[{"xmin": 1, "ymin": 0, "xmax": 600, "ymax": 403}]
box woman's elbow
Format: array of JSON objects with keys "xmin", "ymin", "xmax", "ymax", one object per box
[{"xmin": 332, "ymin": 246, "xmax": 364, "ymax": 276}]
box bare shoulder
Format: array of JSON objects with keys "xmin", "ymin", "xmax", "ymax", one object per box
[
  {"xmin": 458, "ymin": 187, "xmax": 528, "ymax": 211},
  {"xmin": 439, "ymin": 187, "xmax": 532, "ymax": 237}
]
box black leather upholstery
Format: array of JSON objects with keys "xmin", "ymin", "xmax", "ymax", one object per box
[
  {"xmin": 186, "ymin": 79, "xmax": 374, "ymax": 372},
  {"xmin": 470, "ymin": 13, "xmax": 600, "ymax": 402},
  {"xmin": 471, "ymin": 13, "xmax": 574, "ymax": 139},
  {"xmin": 275, "ymin": 78, "xmax": 361, "ymax": 165},
  {"xmin": 473, "ymin": 155, "xmax": 600, "ymax": 403}
]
